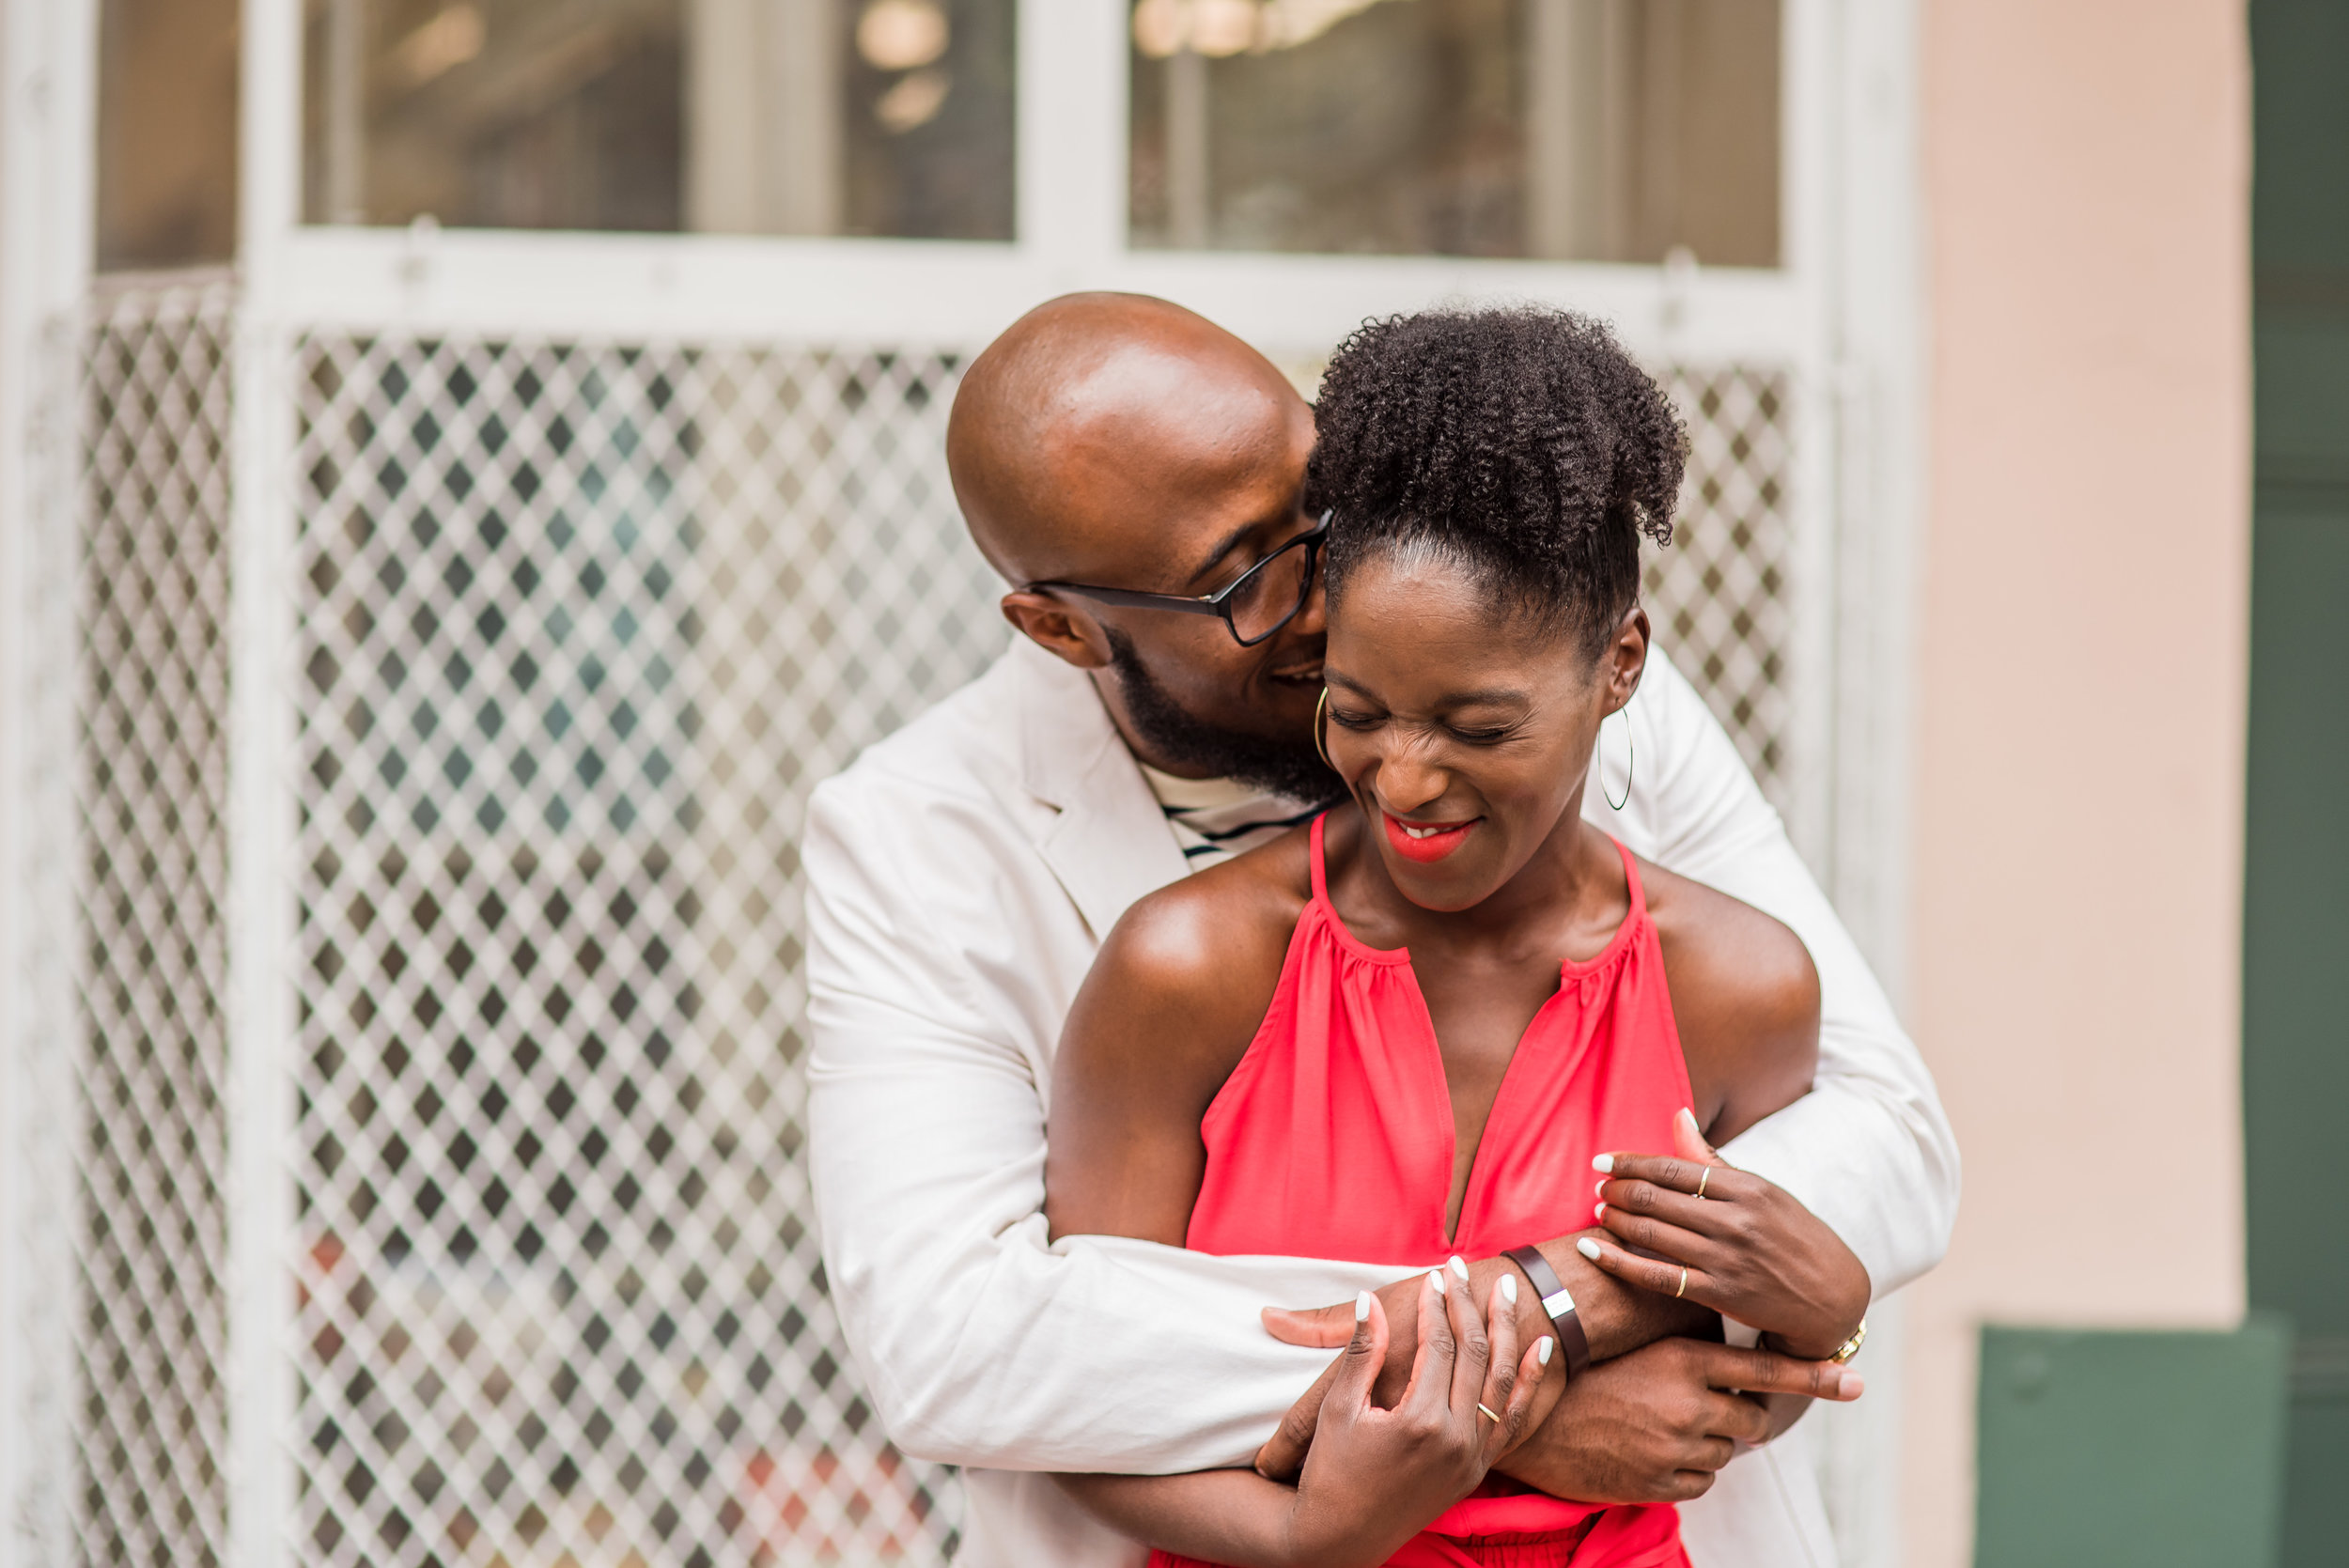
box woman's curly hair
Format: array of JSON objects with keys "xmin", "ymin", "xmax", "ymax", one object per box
[{"xmin": 1308, "ymin": 305, "xmax": 1686, "ymax": 658}]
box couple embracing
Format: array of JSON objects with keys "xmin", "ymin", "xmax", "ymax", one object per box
[{"xmin": 807, "ymin": 296, "xmax": 1956, "ymax": 1567}]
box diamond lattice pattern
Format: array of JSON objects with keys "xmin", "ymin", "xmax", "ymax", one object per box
[
  {"xmin": 290, "ymin": 336, "xmax": 997, "ymax": 1568},
  {"xmin": 1650, "ymin": 365, "xmax": 1795, "ymax": 800},
  {"xmin": 64, "ymin": 298, "xmax": 1797, "ymax": 1568},
  {"xmin": 71, "ymin": 280, "xmax": 237, "ymax": 1568}
]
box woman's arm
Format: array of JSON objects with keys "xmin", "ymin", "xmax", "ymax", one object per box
[
  {"xmin": 1043, "ymin": 859, "xmax": 1299, "ymax": 1244},
  {"xmin": 1619, "ymin": 868, "xmax": 1869, "ymax": 1371}
]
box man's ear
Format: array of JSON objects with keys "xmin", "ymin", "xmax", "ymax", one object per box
[
  {"xmin": 1606, "ymin": 605, "xmax": 1651, "ymax": 712},
  {"xmin": 1002, "ymin": 591, "xmax": 1114, "ymax": 671}
]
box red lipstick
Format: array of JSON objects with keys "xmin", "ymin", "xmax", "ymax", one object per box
[{"xmin": 1382, "ymin": 812, "xmax": 1478, "ymax": 863}]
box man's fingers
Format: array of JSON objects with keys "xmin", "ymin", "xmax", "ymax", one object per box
[
  {"xmin": 1697, "ymin": 1389, "xmax": 1773, "ymax": 1448},
  {"xmin": 1261, "ymin": 1301, "xmax": 1361, "ymax": 1350},
  {"xmin": 1697, "ymin": 1343, "xmax": 1863, "ymax": 1402},
  {"xmin": 1661, "ymin": 1468, "xmax": 1722, "ymax": 1502}
]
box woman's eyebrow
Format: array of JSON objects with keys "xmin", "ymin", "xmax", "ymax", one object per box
[{"xmin": 1324, "ymin": 672, "xmax": 1530, "ymax": 708}]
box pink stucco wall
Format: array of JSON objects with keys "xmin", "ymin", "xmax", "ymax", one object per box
[{"xmin": 1906, "ymin": 1, "xmax": 2253, "ymax": 1559}]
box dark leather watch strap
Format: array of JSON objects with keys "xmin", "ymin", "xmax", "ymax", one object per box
[{"xmin": 1502, "ymin": 1244, "xmax": 1593, "ymax": 1382}]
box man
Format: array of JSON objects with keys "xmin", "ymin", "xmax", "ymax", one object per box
[{"xmin": 805, "ymin": 294, "xmax": 1958, "ymax": 1567}]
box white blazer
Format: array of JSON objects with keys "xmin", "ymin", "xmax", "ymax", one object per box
[{"xmin": 806, "ymin": 636, "xmax": 1957, "ymax": 1568}]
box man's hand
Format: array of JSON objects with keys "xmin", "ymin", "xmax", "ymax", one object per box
[
  {"xmin": 1253, "ymin": 1242, "xmax": 1711, "ymax": 1481},
  {"xmin": 1495, "ymin": 1338, "xmax": 1863, "ymax": 1504}
]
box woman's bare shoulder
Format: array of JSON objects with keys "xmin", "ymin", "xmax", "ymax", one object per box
[
  {"xmin": 1640, "ymin": 857, "xmax": 1821, "ymax": 1138},
  {"xmin": 1052, "ymin": 821, "xmax": 1315, "ymax": 1150},
  {"xmin": 1093, "ymin": 823, "xmax": 1314, "ymax": 1011}
]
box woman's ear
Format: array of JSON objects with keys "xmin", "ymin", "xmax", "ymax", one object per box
[{"xmin": 1605, "ymin": 605, "xmax": 1651, "ymax": 712}]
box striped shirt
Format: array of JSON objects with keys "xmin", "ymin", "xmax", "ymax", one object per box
[{"xmin": 1136, "ymin": 763, "xmax": 1324, "ymax": 870}]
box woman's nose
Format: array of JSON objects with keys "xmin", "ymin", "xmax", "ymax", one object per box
[{"xmin": 1375, "ymin": 742, "xmax": 1450, "ymax": 815}]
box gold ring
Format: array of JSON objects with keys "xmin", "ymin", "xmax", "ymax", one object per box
[
  {"xmin": 1695, "ymin": 1168, "xmax": 1710, "ymax": 1200},
  {"xmin": 1314, "ymin": 689, "xmax": 1333, "ymax": 768},
  {"xmin": 1476, "ymin": 1403, "xmax": 1501, "ymax": 1423},
  {"xmin": 1675, "ymin": 1268, "xmax": 1688, "ymax": 1299}
]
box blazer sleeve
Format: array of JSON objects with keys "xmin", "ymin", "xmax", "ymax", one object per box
[
  {"xmin": 802, "ymin": 771, "xmax": 1387, "ymax": 1473},
  {"xmin": 1628, "ymin": 653, "xmax": 1960, "ymax": 1298}
]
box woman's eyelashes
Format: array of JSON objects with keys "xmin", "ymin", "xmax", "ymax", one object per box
[{"xmin": 1327, "ymin": 706, "xmax": 1525, "ymax": 746}]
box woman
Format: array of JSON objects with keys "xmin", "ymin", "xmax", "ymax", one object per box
[{"xmin": 1043, "ymin": 308, "xmax": 1870, "ymax": 1567}]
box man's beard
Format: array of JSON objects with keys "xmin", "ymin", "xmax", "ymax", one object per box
[{"xmin": 1107, "ymin": 630, "xmax": 1340, "ymax": 803}]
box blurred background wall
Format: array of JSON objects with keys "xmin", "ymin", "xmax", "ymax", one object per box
[
  {"xmin": 1, "ymin": 3, "xmax": 2332, "ymax": 1567},
  {"xmin": 1906, "ymin": 1, "xmax": 2253, "ymax": 1562}
]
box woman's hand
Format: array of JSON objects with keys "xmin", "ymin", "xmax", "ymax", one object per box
[
  {"xmin": 1578, "ymin": 1109, "xmax": 1870, "ymax": 1362},
  {"xmin": 1284, "ymin": 1267, "xmax": 1550, "ymax": 1567}
]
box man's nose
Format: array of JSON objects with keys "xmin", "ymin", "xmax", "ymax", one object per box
[{"xmin": 1280, "ymin": 577, "xmax": 1329, "ymax": 646}]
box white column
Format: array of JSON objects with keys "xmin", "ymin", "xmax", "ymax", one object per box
[
  {"xmin": 0, "ymin": 0, "xmax": 98, "ymax": 1561},
  {"xmin": 1164, "ymin": 45, "xmax": 1208, "ymax": 249},
  {"xmin": 321, "ymin": 0, "xmax": 366, "ymax": 224},
  {"xmin": 229, "ymin": 5, "xmax": 305, "ymax": 1568},
  {"xmin": 690, "ymin": 0, "xmax": 840, "ymax": 236},
  {"xmin": 1019, "ymin": 0, "xmax": 1127, "ymax": 280}
]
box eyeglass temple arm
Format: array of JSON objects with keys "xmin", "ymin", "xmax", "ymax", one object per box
[{"xmin": 1027, "ymin": 583, "xmax": 1233, "ymax": 615}]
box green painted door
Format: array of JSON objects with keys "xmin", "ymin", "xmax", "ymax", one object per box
[{"xmin": 2248, "ymin": 4, "xmax": 2349, "ymax": 1562}]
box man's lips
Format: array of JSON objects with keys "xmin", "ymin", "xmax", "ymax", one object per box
[{"xmin": 1382, "ymin": 811, "xmax": 1478, "ymax": 863}]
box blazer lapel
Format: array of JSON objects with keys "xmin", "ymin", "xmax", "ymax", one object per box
[{"xmin": 1009, "ymin": 641, "xmax": 1190, "ymax": 940}]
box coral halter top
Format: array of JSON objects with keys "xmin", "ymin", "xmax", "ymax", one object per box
[{"xmin": 1160, "ymin": 813, "xmax": 1694, "ymax": 1568}]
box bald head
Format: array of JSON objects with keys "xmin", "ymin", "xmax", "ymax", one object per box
[{"xmin": 948, "ymin": 293, "xmax": 1311, "ymax": 584}]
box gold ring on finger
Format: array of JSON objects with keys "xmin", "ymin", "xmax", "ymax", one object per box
[
  {"xmin": 1476, "ymin": 1403, "xmax": 1501, "ymax": 1423},
  {"xmin": 1695, "ymin": 1168, "xmax": 1710, "ymax": 1199},
  {"xmin": 1675, "ymin": 1267, "xmax": 1689, "ymax": 1299}
]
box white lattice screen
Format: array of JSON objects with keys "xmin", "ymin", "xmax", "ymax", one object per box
[
  {"xmin": 1651, "ymin": 366, "xmax": 1795, "ymax": 800},
  {"xmin": 53, "ymin": 280, "xmax": 1797, "ymax": 1568},
  {"xmin": 70, "ymin": 279, "xmax": 238, "ymax": 1568}
]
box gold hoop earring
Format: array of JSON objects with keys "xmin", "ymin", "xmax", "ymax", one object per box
[
  {"xmin": 1601, "ymin": 706, "xmax": 1634, "ymax": 812},
  {"xmin": 1314, "ymin": 689, "xmax": 1334, "ymax": 768}
]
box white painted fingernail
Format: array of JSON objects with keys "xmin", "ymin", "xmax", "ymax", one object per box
[
  {"xmin": 1428, "ymin": 1269, "xmax": 1446, "ymax": 1297},
  {"xmin": 1592, "ymin": 1154, "xmax": 1615, "ymax": 1173},
  {"xmin": 1678, "ymin": 1108, "xmax": 1701, "ymax": 1133},
  {"xmin": 1356, "ymin": 1289, "xmax": 1372, "ymax": 1323},
  {"xmin": 1595, "ymin": 1203, "xmax": 1608, "ymax": 1222},
  {"xmin": 1449, "ymin": 1254, "xmax": 1470, "ymax": 1282},
  {"xmin": 1500, "ymin": 1273, "xmax": 1518, "ymax": 1306},
  {"xmin": 1537, "ymin": 1337, "xmax": 1554, "ymax": 1366},
  {"xmin": 1577, "ymin": 1237, "xmax": 1603, "ymax": 1262},
  {"xmin": 1595, "ymin": 1180, "xmax": 1609, "ymax": 1200}
]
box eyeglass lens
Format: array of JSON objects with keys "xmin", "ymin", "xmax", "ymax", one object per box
[{"xmin": 1227, "ymin": 536, "xmax": 1316, "ymax": 644}]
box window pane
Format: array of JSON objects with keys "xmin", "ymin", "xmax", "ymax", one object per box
[
  {"xmin": 98, "ymin": 0, "xmax": 241, "ymax": 271},
  {"xmin": 1128, "ymin": 0, "xmax": 1779, "ymax": 266},
  {"xmin": 302, "ymin": 0, "xmax": 1014, "ymax": 240}
]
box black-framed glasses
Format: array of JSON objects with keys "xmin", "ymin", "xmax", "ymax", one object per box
[{"xmin": 1025, "ymin": 512, "xmax": 1330, "ymax": 647}]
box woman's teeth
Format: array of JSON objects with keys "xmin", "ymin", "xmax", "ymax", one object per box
[{"xmin": 1402, "ymin": 824, "xmax": 1447, "ymax": 839}]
